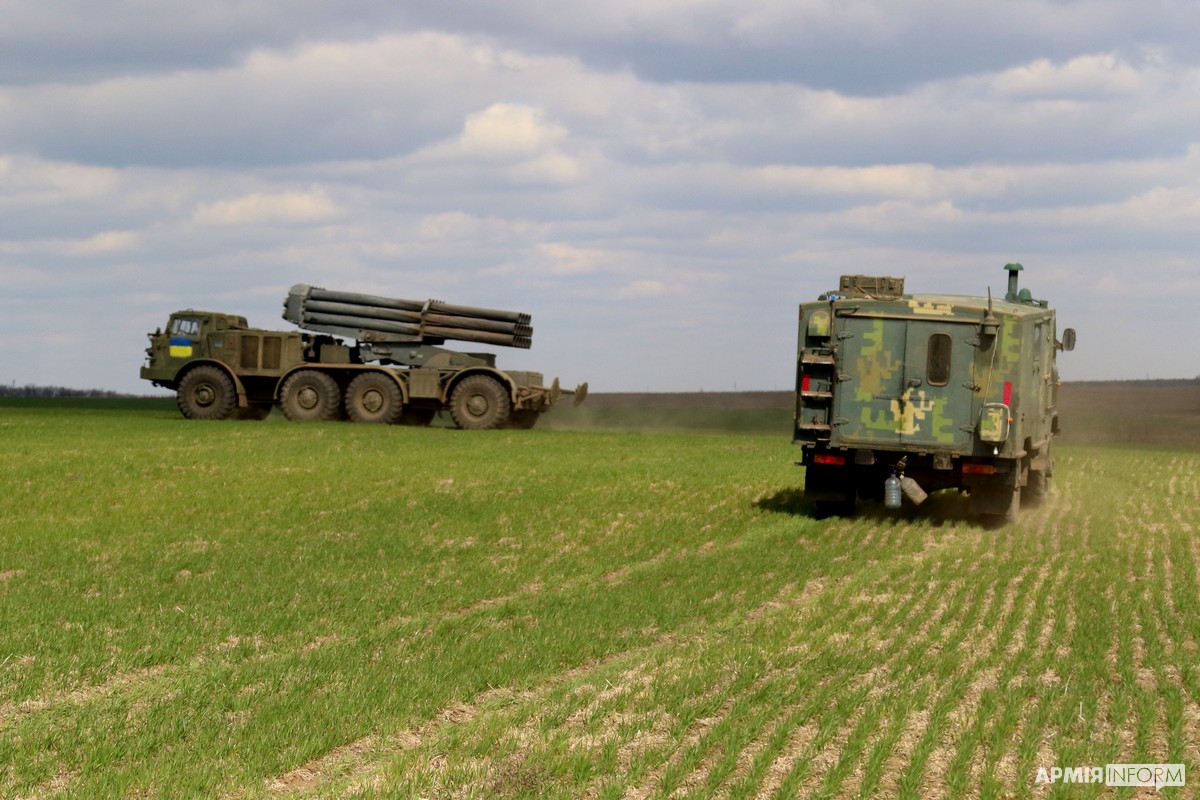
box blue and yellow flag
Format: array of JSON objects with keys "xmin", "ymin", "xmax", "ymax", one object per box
[{"xmin": 169, "ymin": 337, "xmax": 193, "ymax": 358}]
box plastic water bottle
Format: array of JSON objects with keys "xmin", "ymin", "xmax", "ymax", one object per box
[{"xmin": 884, "ymin": 473, "xmax": 902, "ymax": 509}]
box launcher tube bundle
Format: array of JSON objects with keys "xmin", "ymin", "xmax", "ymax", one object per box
[{"xmin": 283, "ymin": 284, "xmax": 533, "ymax": 349}]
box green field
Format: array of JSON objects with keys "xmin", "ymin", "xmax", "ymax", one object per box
[{"xmin": 2, "ymin": 399, "xmax": 1199, "ymax": 798}]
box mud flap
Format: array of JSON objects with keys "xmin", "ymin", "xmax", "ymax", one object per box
[
  {"xmin": 804, "ymin": 462, "xmax": 852, "ymax": 502},
  {"xmin": 969, "ymin": 483, "xmax": 1021, "ymax": 521},
  {"xmin": 804, "ymin": 462, "xmax": 857, "ymax": 515}
]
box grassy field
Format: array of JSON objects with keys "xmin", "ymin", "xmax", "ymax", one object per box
[{"xmin": 1, "ymin": 398, "xmax": 1199, "ymax": 798}]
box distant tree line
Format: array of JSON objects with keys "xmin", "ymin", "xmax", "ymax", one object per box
[{"xmin": 0, "ymin": 384, "xmax": 150, "ymax": 399}]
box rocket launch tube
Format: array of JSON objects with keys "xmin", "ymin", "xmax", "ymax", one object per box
[
  {"xmin": 287, "ymin": 284, "xmax": 534, "ymax": 348},
  {"xmin": 301, "ymin": 299, "xmax": 530, "ymax": 336},
  {"xmin": 304, "ymin": 286, "xmax": 530, "ymax": 324}
]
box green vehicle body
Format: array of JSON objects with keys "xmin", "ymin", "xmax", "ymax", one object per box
[
  {"xmin": 794, "ymin": 264, "xmax": 1076, "ymax": 521},
  {"xmin": 140, "ymin": 285, "xmax": 586, "ymax": 429}
]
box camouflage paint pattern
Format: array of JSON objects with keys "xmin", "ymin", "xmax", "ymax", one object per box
[{"xmin": 796, "ymin": 285, "xmax": 1060, "ymax": 459}]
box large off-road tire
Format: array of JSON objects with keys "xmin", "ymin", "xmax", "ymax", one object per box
[
  {"xmin": 1024, "ymin": 470, "xmax": 1049, "ymax": 507},
  {"xmin": 1023, "ymin": 447, "xmax": 1051, "ymax": 507},
  {"xmin": 280, "ymin": 370, "xmax": 341, "ymax": 422},
  {"xmin": 176, "ymin": 365, "xmax": 236, "ymax": 420},
  {"xmin": 449, "ymin": 375, "xmax": 511, "ymax": 430},
  {"xmin": 345, "ymin": 372, "xmax": 404, "ymax": 424}
]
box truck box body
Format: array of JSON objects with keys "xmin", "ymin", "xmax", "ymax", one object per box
[{"xmin": 794, "ymin": 266, "xmax": 1073, "ymax": 521}]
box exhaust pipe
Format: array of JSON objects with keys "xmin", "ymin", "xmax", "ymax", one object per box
[{"xmin": 1004, "ymin": 262, "xmax": 1023, "ymax": 302}]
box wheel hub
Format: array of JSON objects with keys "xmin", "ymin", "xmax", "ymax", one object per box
[
  {"xmin": 297, "ymin": 386, "xmax": 319, "ymax": 410},
  {"xmin": 466, "ymin": 394, "xmax": 489, "ymax": 416},
  {"xmin": 194, "ymin": 385, "xmax": 215, "ymax": 407},
  {"xmin": 362, "ymin": 389, "xmax": 384, "ymax": 414}
]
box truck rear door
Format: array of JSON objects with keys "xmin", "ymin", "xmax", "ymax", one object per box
[
  {"xmin": 898, "ymin": 320, "xmax": 974, "ymax": 450},
  {"xmin": 831, "ymin": 315, "xmax": 904, "ymax": 447},
  {"xmin": 832, "ymin": 314, "xmax": 974, "ymax": 451}
]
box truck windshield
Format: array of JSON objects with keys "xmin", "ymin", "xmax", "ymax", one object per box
[{"xmin": 171, "ymin": 318, "xmax": 201, "ymax": 337}]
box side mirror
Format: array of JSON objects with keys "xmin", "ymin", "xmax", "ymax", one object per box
[{"xmin": 1060, "ymin": 328, "xmax": 1076, "ymax": 352}]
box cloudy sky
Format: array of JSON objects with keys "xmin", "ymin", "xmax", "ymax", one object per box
[{"xmin": 2, "ymin": 1, "xmax": 1198, "ymax": 394}]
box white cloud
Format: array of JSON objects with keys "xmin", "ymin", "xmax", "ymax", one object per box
[
  {"xmin": 536, "ymin": 242, "xmax": 609, "ymax": 276},
  {"xmin": 618, "ymin": 279, "xmax": 671, "ymax": 298},
  {"xmin": 0, "ymin": 156, "xmax": 120, "ymax": 206},
  {"xmin": 66, "ymin": 230, "xmax": 139, "ymax": 255},
  {"xmin": 990, "ymin": 53, "xmax": 1149, "ymax": 99},
  {"xmin": 458, "ymin": 103, "xmax": 565, "ymax": 159},
  {"xmin": 192, "ymin": 189, "xmax": 337, "ymax": 225}
]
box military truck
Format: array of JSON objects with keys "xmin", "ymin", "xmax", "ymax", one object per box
[
  {"xmin": 140, "ymin": 284, "xmax": 586, "ymax": 429},
  {"xmin": 794, "ymin": 263, "xmax": 1075, "ymax": 522}
]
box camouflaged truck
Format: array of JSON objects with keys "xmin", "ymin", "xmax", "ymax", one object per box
[
  {"xmin": 794, "ymin": 263, "xmax": 1075, "ymax": 522},
  {"xmin": 140, "ymin": 284, "xmax": 586, "ymax": 429}
]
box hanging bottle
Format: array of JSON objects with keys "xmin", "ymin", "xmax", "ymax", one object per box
[{"xmin": 884, "ymin": 472, "xmax": 902, "ymax": 509}]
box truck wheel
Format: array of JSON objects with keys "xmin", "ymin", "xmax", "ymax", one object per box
[
  {"xmin": 345, "ymin": 373, "xmax": 403, "ymax": 424},
  {"xmin": 280, "ymin": 370, "xmax": 341, "ymax": 422},
  {"xmin": 1024, "ymin": 470, "xmax": 1048, "ymax": 507},
  {"xmin": 1024, "ymin": 447, "xmax": 1050, "ymax": 507},
  {"xmin": 449, "ymin": 375, "xmax": 511, "ymax": 430},
  {"xmin": 177, "ymin": 366, "xmax": 236, "ymax": 420}
]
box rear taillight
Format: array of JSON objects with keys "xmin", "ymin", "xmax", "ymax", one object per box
[
  {"xmin": 814, "ymin": 454, "xmax": 846, "ymax": 466},
  {"xmin": 801, "ymin": 374, "xmax": 811, "ymax": 393},
  {"xmin": 962, "ymin": 463, "xmax": 995, "ymax": 475},
  {"xmin": 1002, "ymin": 381, "xmax": 1012, "ymax": 406}
]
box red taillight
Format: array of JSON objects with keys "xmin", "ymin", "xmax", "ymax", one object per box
[
  {"xmin": 814, "ymin": 454, "xmax": 845, "ymax": 466},
  {"xmin": 801, "ymin": 374, "xmax": 811, "ymax": 393},
  {"xmin": 1002, "ymin": 381, "xmax": 1012, "ymax": 406},
  {"xmin": 962, "ymin": 463, "xmax": 995, "ymax": 475}
]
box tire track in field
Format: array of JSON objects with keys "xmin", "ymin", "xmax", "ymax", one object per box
[
  {"xmin": 735, "ymin": 550, "xmax": 961, "ymax": 797},
  {"xmin": 634, "ymin": 518, "xmax": 982, "ymax": 797},
  {"xmin": 919, "ymin": 565, "xmax": 1061, "ymax": 799},
  {"xmin": 0, "ymin": 663, "xmax": 171, "ymax": 730},
  {"xmin": 1130, "ymin": 498, "xmax": 1200, "ymax": 774},
  {"xmin": 697, "ymin": 523, "xmax": 1006, "ymax": 799},
  {"xmin": 899, "ymin": 485, "xmax": 1073, "ymax": 800},
  {"xmin": 622, "ymin": 577, "xmax": 902, "ymax": 798},
  {"xmin": 714, "ymin": 577, "xmax": 945, "ymax": 799},
  {"xmin": 778, "ymin": 552, "xmax": 987, "ymax": 798},
  {"xmin": 872, "ymin": 560, "xmax": 1022, "ymax": 799}
]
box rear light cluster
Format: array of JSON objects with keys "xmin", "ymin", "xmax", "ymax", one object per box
[
  {"xmin": 801, "ymin": 374, "xmax": 811, "ymax": 393},
  {"xmin": 811, "ymin": 454, "xmax": 998, "ymax": 473}
]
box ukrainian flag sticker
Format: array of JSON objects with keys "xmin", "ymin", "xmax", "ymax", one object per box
[{"xmin": 169, "ymin": 337, "xmax": 193, "ymax": 358}]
